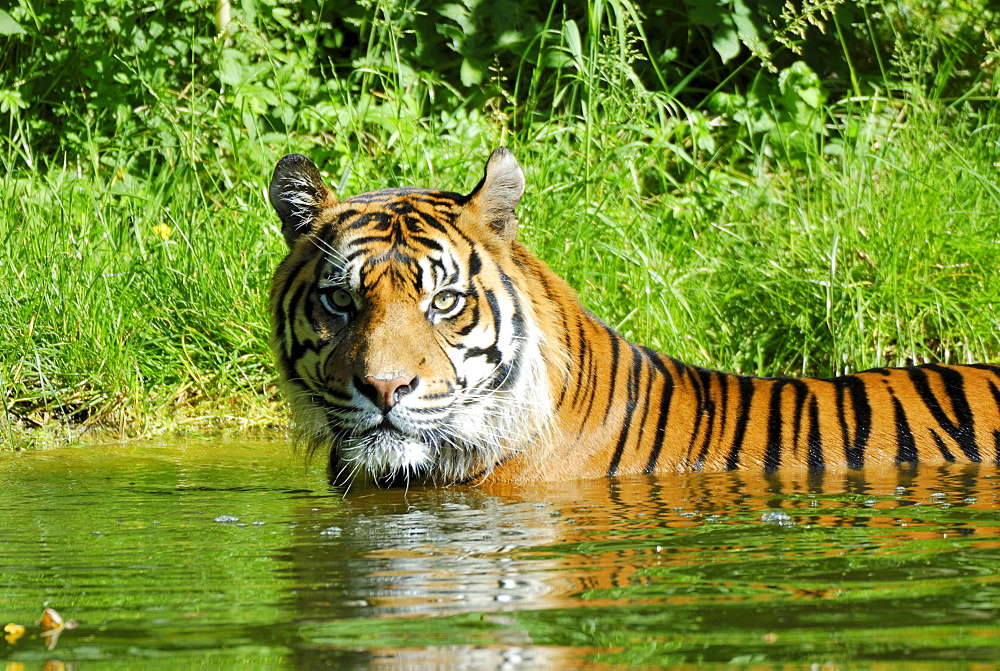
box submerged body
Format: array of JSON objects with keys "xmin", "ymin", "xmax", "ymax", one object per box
[{"xmin": 268, "ymin": 149, "xmax": 1000, "ymax": 486}]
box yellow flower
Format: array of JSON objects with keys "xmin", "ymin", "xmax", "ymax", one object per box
[
  {"xmin": 153, "ymin": 222, "xmax": 172, "ymax": 241},
  {"xmin": 4, "ymin": 622, "xmax": 26, "ymax": 644}
]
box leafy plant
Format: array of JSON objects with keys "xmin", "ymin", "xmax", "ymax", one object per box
[{"xmin": 1, "ymin": 0, "xmax": 998, "ymax": 440}]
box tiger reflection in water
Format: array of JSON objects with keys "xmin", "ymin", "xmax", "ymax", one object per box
[{"xmin": 286, "ymin": 466, "xmax": 1000, "ymax": 667}]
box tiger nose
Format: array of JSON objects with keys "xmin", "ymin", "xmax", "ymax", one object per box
[{"xmin": 359, "ymin": 375, "xmax": 416, "ymax": 412}]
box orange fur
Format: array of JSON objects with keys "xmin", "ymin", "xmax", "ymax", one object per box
[{"xmin": 269, "ymin": 149, "xmax": 1000, "ymax": 486}]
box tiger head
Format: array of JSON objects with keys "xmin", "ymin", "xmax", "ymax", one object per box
[{"xmin": 268, "ymin": 149, "xmax": 553, "ymax": 487}]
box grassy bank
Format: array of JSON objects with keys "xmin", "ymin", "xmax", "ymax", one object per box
[{"xmin": 2, "ymin": 1, "xmax": 999, "ymax": 447}]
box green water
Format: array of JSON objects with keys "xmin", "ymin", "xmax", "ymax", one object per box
[{"xmin": 2, "ymin": 441, "xmax": 999, "ymax": 668}]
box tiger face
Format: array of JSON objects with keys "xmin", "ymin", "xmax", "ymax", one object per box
[{"xmin": 269, "ymin": 150, "xmax": 550, "ymax": 486}]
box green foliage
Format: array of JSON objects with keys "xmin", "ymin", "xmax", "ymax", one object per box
[
  {"xmin": 1, "ymin": 0, "xmax": 999, "ymax": 437},
  {"xmin": 2, "ymin": 0, "xmax": 994, "ymax": 176},
  {"xmin": 1, "ymin": 0, "xmax": 330, "ymax": 173},
  {"xmin": 0, "ymin": 10, "xmax": 25, "ymax": 36}
]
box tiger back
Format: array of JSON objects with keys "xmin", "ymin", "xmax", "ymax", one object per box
[{"xmin": 268, "ymin": 148, "xmax": 1000, "ymax": 486}]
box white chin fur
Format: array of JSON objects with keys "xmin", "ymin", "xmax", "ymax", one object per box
[{"xmin": 339, "ymin": 431, "xmax": 431, "ymax": 482}]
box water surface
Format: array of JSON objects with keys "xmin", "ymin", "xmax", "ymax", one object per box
[{"xmin": 2, "ymin": 440, "xmax": 999, "ymax": 667}]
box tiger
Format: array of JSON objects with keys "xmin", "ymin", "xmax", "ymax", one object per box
[{"xmin": 268, "ymin": 148, "xmax": 1000, "ymax": 487}]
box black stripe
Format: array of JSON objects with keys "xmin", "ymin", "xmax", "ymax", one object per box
[
  {"xmin": 643, "ymin": 353, "xmax": 675, "ymax": 473},
  {"xmin": 569, "ymin": 318, "xmax": 590, "ymax": 410},
  {"xmin": 926, "ymin": 364, "xmax": 980, "ymax": 462},
  {"xmin": 347, "ymin": 233, "xmax": 396, "ymax": 248},
  {"xmin": 890, "ymin": 390, "xmax": 917, "ymax": 464},
  {"xmin": 408, "ymin": 406, "xmax": 451, "ymax": 415},
  {"xmin": 304, "ymin": 356, "xmax": 325, "ymax": 390},
  {"xmin": 463, "ymin": 342, "xmax": 502, "ymax": 366},
  {"xmin": 765, "ymin": 380, "xmax": 788, "ymax": 471},
  {"xmin": 987, "ymin": 379, "xmax": 1000, "ymax": 409},
  {"xmin": 574, "ymin": 319, "xmax": 603, "ymax": 443},
  {"xmin": 555, "ymin": 327, "xmax": 572, "ymax": 410},
  {"xmin": 496, "ymin": 270, "xmax": 527, "ymax": 343},
  {"xmin": 547, "ymin": 283, "xmax": 574, "ymax": 412},
  {"xmin": 807, "ymin": 395, "xmax": 824, "ymax": 470},
  {"xmin": 422, "ymin": 388, "xmax": 455, "ymax": 401},
  {"xmin": 835, "ymin": 382, "xmax": 851, "ymax": 466},
  {"xmin": 408, "ymin": 206, "xmax": 459, "ymax": 232},
  {"xmin": 484, "ymin": 361, "xmax": 516, "ymax": 392},
  {"xmin": 319, "ymin": 387, "xmax": 354, "ymax": 403},
  {"xmin": 693, "ymin": 370, "xmax": 718, "ymax": 471},
  {"xmin": 684, "ymin": 366, "xmax": 706, "ymax": 466},
  {"xmin": 929, "ymin": 429, "xmax": 956, "ymax": 462},
  {"xmin": 578, "ymin": 333, "xmax": 599, "ymax": 418},
  {"xmin": 405, "ymin": 234, "xmax": 445, "ymax": 253},
  {"xmin": 607, "ymin": 344, "xmax": 643, "ymax": 476},
  {"xmin": 454, "ymin": 297, "xmax": 481, "ymax": 337},
  {"xmin": 280, "ymin": 280, "xmax": 308, "ymax": 346},
  {"xmin": 841, "ymin": 376, "xmax": 872, "ymax": 469},
  {"xmin": 479, "ymin": 286, "xmax": 505, "ymax": 355},
  {"xmin": 409, "ymin": 209, "xmax": 453, "ymax": 236},
  {"xmin": 602, "ymin": 324, "xmax": 622, "ymax": 425},
  {"xmin": 908, "ymin": 366, "xmax": 980, "ymax": 462},
  {"xmin": 716, "ymin": 373, "xmax": 730, "ymax": 464},
  {"xmin": 969, "ymin": 363, "xmax": 1000, "ymax": 377},
  {"xmin": 988, "ymin": 381, "xmax": 1000, "ymax": 465},
  {"xmin": 277, "ymin": 256, "xmax": 315, "ymax": 309},
  {"xmin": 725, "ymin": 376, "xmax": 755, "ymax": 470},
  {"xmin": 343, "ymin": 212, "xmax": 382, "ymax": 230},
  {"xmin": 788, "ymin": 379, "xmax": 809, "ymax": 458},
  {"xmin": 346, "ymin": 188, "xmax": 424, "ymax": 202},
  {"xmin": 465, "ymin": 248, "xmax": 483, "ymax": 281},
  {"xmin": 344, "ymin": 246, "xmax": 374, "ymax": 264},
  {"xmin": 331, "ymin": 206, "xmax": 361, "ymax": 222},
  {"xmin": 630, "ymin": 348, "xmax": 657, "ymax": 467}
]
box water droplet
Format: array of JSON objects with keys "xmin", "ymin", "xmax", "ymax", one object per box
[
  {"xmin": 760, "ymin": 510, "xmax": 794, "ymax": 526},
  {"xmin": 214, "ymin": 515, "xmax": 239, "ymax": 523}
]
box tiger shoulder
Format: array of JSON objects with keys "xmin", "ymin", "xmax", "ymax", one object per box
[{"xmin": 267, "ymin": 148, "xmax": 1000, "ymax": 486}]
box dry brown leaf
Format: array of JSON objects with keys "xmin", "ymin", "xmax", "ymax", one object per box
[{"xmin": 39, "ymin": 608, "xmax": 63, "ymax": 631}]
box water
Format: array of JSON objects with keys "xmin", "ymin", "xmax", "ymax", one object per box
[{"xmin": 2, "ymin": 440, "xmax": 1000, "ymax": 668}]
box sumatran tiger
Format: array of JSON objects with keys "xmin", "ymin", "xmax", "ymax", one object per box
[{"xmin": 268, "ymin": 148, "xmax": 1000, "ymax": 486}]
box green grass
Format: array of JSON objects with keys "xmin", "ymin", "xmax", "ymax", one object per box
[
  {"xmin": 2, "ymin": 2, "xmax": 999, "ymax": 446},
  {"xmin": 0, "ymin": 160, "xmax": 280, "ymax": 443},
  {"xmin": 519, "ymin": 100, "xmax": 1000, "ymax": 379}
]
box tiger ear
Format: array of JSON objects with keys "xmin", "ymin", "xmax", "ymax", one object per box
[
  {"xmin": 467, "ymin": 147, "xmax": 525, "ymax": 241},
  {"xmin": 269, "ymin": 154, "xmax": 338, "ymax": 247}
]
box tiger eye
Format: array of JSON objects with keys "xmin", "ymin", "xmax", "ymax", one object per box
[
  {"xmin": 329, "ymin": 288, "xmax": 353, "ymax": 309},
  {"xmin": 432, "ymin": 291, "xmax": 458, "ymax": 312}
]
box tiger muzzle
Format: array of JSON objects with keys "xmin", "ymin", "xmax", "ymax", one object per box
[{"xmin": 356, "ymin": 374, "xmax": 417, "ymax": 412}]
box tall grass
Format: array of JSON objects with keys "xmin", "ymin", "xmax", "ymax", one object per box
[
  {"xmin": 2, "ymin": 0, "xmax": 999, "ymax": 446},
  {"xmin": 0, "ymin": 159, "xmax": 279, "ymax": 443},
  {"xmin": 517, "ymin": 100, "xmax": 1000, "ymax": 379}
]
